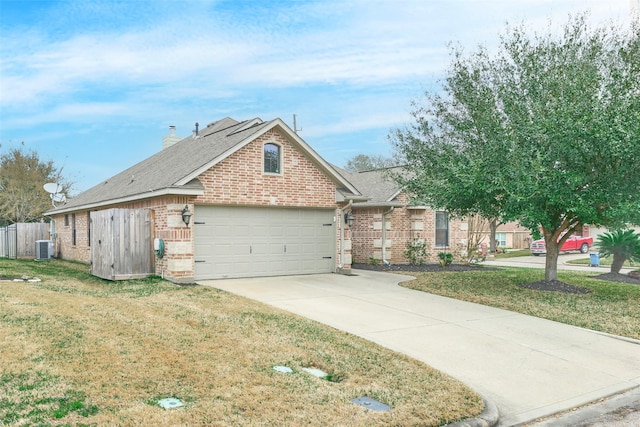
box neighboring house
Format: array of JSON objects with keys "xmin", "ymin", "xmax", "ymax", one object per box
[
  {"xmin": 482, "ymin": 221, "xmax": 533, "ymax": 251},
  {"xmin": 340, "ymin": 167, "xmax": 537, "ymax": 262},
  {"xmin": 588, "ymin": 226, "xmax": 639, "ymax": 245},
  {"xmin": 339, "ymin": 167, "xmax": 470, "ymax": 264},
  {"xmin": 45, "ymin": 117, "xmax": 365, "ymax": 282}
]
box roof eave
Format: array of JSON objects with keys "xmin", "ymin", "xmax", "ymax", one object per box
[
  {"xmin": 352, "ymin": 201, "xmax": 405, "ymax": 209},
  {"xmin": 386, "ymin": 189, "xmax": 403, "ymax": 202},
  {"xmin": 44, "ymin": 186, "xmax": 205, "ymax": 216}
]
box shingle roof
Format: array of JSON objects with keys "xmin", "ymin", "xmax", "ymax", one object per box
[
  {"xmin": 335, "ymin": 166, "xmax": 405, "ymax": 208},
  {"xmin": 46, "ymin": 117, "xmax": 361, "ymax": 215}
]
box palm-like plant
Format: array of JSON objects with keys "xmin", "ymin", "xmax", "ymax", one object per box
[{"xmin": 595, "ymin": 229, "xmax": 640, "ymax": 274}]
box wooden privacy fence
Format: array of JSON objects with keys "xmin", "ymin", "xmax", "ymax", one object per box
[
  {"xmin": 90, "ymin": 208, "xmax": 154, "ymax": 280},
  {"xmin": 513, "ymin": 232, "xmax": 532, "ymax": 250},
  {"xmin": 0, "ymin": 223, "xmax": 50, "ymax": 259}
]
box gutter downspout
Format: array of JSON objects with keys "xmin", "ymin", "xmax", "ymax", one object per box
[
  {"xmin": 381, "ymin": 207, "xmax": 394, "ymax": 265},
  {"xmin": 338, "ymin": 200, "xmax": 353, "ymax": 270}
]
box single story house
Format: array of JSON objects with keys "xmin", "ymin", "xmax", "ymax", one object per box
[
  {"xmin": 46, "ymin": 115, "xmax": 530, "ymax": 282},
  {"xmin": 339, "ymin": 167, "xmax": 539, "ymax": 263},
  {"xmin": 488, "ymin": 221, "xmax": 533, "ymax": 251},
  {"xmin": 338, "ymin": 167, "xmax": 471, "ymax": 264},
  {"xmin": 45, "ymin": 117, "xmax": 366, "ymax": 282}
]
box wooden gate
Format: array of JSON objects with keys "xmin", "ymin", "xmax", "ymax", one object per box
[
  {"xmin": 512, "ymin": 232, "xmax": 532, "ymax": 250},
  {"xmin": 90, "ymin": 209, "xmax": 153, "ymax": 280}
]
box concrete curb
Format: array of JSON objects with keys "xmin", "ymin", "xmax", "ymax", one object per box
[{"xmin": 445, "ymin": 396, "xmax": 500, "ymax": 427}]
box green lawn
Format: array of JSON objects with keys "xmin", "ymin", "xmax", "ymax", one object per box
[
  {"xmin": 493, "ymin": 249, "xmax": 532, "ymax": 258},
  {"xmin": 399, "ymin": 267, "xmax": 640, "ymax": 340},
  {"xmin": 0, "ymin": 259, "xmax": 482, "ymax": 427},
  {"xmin": 566, "ymin": 255, "xmax": 637, "ymax": 268}
]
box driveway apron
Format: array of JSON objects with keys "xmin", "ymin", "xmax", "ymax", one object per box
[{"xmin": 199, "ymin": 269, "xmax": 640, "ymax": 426}]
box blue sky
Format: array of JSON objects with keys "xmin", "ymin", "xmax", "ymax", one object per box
[{"xmin": 0, "ymin": 0, "xmax": 635, "ymax": 194}]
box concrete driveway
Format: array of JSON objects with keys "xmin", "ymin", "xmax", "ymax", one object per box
[{"xmin": 199, "ymin": 270, "xmax": 640, "ymax": 426}]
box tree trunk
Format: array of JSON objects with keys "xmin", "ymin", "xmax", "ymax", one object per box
[
  {"xmin": 544, "ymin": 234, "xmax": 561, "ymax": 282},
  {"xmin": 611, "ymin": 253, "xmax": 625, "ymax": 274},
  {"xmin": 489, "ymin": 219, "xmax": 498, "ymax": 253}
]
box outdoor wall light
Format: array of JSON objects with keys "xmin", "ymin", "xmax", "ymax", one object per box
[
  {"xmin": 181, "ymin": 205, "xmax": 192, "ymax": 226},
  {"xmin": 344, "ymin": 212, "xmax": 355, "ymax": 228}
]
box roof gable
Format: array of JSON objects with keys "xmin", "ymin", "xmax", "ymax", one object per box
[{"xmin": 46, "ymin": 117, "xmax": 361, "ymax": 214}]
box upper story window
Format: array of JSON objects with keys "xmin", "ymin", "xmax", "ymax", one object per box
[{"xmin": 264, "ymin": 143, "xmax": 281, "ymax": 174}]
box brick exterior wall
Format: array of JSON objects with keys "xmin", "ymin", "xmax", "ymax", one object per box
[
  {"xmin": 351, "ymin": 199, "xmax": 470, "ymax": 264},
  {"xmin": 193, "ymin": 130, "xmax": 336, "ymax": 208},
  {"xmin": 51, "ymin": 128, "xmax": 350, "ymax": 281},
  {"xmin": 51, "ymin": 212, "xmax": 92, "ymax": 263},
  {"xmin": 51, "ymin": 196, "xmax": 193, "ymax": 279}
]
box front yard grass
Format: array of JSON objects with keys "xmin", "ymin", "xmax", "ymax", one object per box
[
  {"xmin": 400, "ymin": 267, "xmax": 640, "ymax": 340},
  {"xmin": 566, "ymin": 256, "xmax": 637, "ymax": 268},
  {"xmin": 0, "ymin": 259, "xmax": 482, "ymax": 427},
  {"xmin": 493, "ymin": 249, "xmax": 531, "ymax": 258}
]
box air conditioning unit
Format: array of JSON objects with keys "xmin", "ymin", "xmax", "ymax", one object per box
[{"xmin": 35, "ymin": 240, "xmax": 54, "ymax": 260}]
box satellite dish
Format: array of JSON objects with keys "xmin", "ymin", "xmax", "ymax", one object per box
[
  {"xmin": 43, "ymin": 182, "xmax": 65, "ymax": 207},
  {"xmin": 43, "ymin": 183, "xmax": 62, "ymax": 194}
]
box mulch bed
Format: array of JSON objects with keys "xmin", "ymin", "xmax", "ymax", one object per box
[
  {"xmin": 353, "ymin": 263, "xmax": 640, "ymax": 294},
  {"xmin": 592, "ymin": 272, "xmax": 640, "ymax": 285},
  {"xmin": 517, "ymin": 280, "xmax": 593, "ymax": 294},
  {"xmin": 352, "ymin": 262, "xmax": 499, "ymax": 273}
]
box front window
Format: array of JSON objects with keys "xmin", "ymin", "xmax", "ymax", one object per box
[
  {"xmin": 264, "ymin": 143, "xmax": 281, "ymax": 173},
  {"xmin": 496, "ymin": 232, "xmax": 507, "ymax": 248},
  {"xmin": 435, "ymin": 211, "xmax": 449, "ymax": 247}
]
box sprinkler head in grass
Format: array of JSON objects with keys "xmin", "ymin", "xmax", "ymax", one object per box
[
  {"xmin": 302, "ymin": 367, "xmax": 328, "ymax": 378},
  {"xmin": 351, "ymin": 396, "xmax": 391, "ymax": 412},
  {"xmin": 158, "ymin": 398, "xmax": 184, "ymax": 409}
]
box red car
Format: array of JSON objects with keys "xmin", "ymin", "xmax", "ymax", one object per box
[{"xmin": 530, "ymin": 235, "xmax": 593, "ymax": 256}]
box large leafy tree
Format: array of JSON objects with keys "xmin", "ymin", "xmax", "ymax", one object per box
[
  {"xmin": 343, "ymin": 153, "xmax": 400, "ymax": 172},
  {"xmin": 0, "ymin": 145, "xmax": 72, "ymax": 225},
  {"xmin": 391, "ymin": 15, "xmax": 640, "ymax": 282},
  {"xmin": 390, "ymin": 42, "xmax": 509, "ymax": 252}
]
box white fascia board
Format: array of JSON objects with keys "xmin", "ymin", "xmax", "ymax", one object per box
[
  {"xmin": 387, "ymin": 189, "xmax": 403, "ymax": 202},
  {"xmin": 43, "ymin": 186, "xmax": 204, "ymax": 216},
  {"xmin": 336, "ymin": 191, "xmax": 370, "ymax": 203}
]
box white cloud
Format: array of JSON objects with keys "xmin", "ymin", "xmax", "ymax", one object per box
[{"xmin": 2, "ymin": 0, "xmax": 632, "ymax": 111}]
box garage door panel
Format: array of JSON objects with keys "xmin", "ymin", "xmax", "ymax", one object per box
[
  {"xmin": 213, "ymin": 224, "xmax": 237, "ymax": 237},
  {"xmin": 251, "ymin": 226, "xmax": 269, "ymax": 238},
  {"xmin": 194, "ymin": 206, "xmax": 335, "ymax": 279}
]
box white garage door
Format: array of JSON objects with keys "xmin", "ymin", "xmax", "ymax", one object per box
[{"xmin": 194, "ymin": 206, "xmax": 336, "ymax": 279}]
